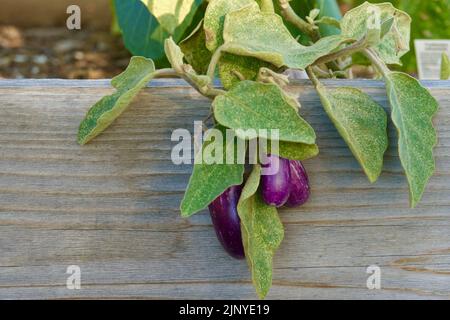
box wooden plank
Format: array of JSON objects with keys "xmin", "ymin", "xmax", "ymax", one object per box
[{"xmin": 0, "ymin": 79, "xmax": 449, "ymax": 300}]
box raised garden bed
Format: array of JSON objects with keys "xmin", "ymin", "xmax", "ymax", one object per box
[{"xmin": 0, "ymin": 78, "xmax": 449, "ymax": 299}]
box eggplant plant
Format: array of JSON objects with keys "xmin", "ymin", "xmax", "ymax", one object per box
[{"xmin": 78, "ymin": 0, "xmax": 439, "ymax": 299}]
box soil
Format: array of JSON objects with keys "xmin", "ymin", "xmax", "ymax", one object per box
[{"xmin": 0, "ymin": 26, "xmax": 130, "ymax": 79}]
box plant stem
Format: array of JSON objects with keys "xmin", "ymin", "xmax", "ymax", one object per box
[
  {"xmin": 153, "ymin": 68, "xmax": 225, "ymax": 100},
  {"xmin": 306, "ymin": 66, "xmax": 320, "ymax": 86},
  {"xmin": 313, "ymin": 37, "xmax": 365, "ymax": 66},
  {"xmin": 277, "ymin": 0, "xmax": 320, "ymax": 41},
  {"xmin": 311, "ymin": 66, "xmax": 331, "ymax": 78},
  {"xmin": 362, "ymin": 48, "xmax": 390, "ymax": 77},
  {"xmin": 207, "ymin": 45, "xmax": 225, "ymax": 81},
  {"xmin": 153, "ymin": 68, "xmax": 179, "ymax": 78}
]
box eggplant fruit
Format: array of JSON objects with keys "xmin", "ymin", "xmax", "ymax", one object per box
[
  {"xmin": 208, "ymin": 185, "xmax": 245, "ymax": 259},
  {"xmin": 261, "ymin": 154, "xmax": 291, "ymax": 207},
  {"xmin": 285, "ymin": 160, "xmax": 310, "ymax": 207}
]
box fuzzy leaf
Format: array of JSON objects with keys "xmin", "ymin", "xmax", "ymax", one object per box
[
  {"xmin": 141, "ymin": 0, "xmax": 202, "ymax": 37},
  {"xmin": 78, "ymin": 57, "xmax": 156, "ymax": 145},
  {"xmin": 315, "ymin": 85, "xmax": 388, "ymax": 183},
  {"xmin": 341, "ymin": 2, "xmax": 411, "ymax": 65},
  {"xmin": 385, "ymin": 72, "xmax": 439, "ymax": 207},
  {"xmin": 202, "ymin": 1, "xmax": 276, "ymax": 89},
  {"xmin": 204, "ymin": 0, "xmax": 259, "ymax": 52},
  {"xmin": 238, "ymin": 164, "xmax": 284, "ymax": 299},
  {"xmin": 219, "ymin": 53, "xmax": 275, "ymax": 90},
  {"xmin": 268, "ymin": 141, "xmax": 319, "ymax": 161},
  {"xmin": 222, "ymin": 5, "xmax": 351, "ymax": 70},
  {"xmin": 180, "ymin": 126, "xmax": 245, "ymax": 217},
  {"xmin": 441, "ymin": 53, "xmax": 450, "ymax": 80},
  {"xmin": 179, "ymin": 21, "xmax": 213, "ymax": 75},
  {"xmin": 165, "ymin": 37, "xmax": 185, "ymax": 71},
  {"xmin": 213, "ymin": 81, "xmax": 316, "ymax": 144},
  {"xmin": 316, "ymin": 16, "xmax": 341, "ymax": 30}
]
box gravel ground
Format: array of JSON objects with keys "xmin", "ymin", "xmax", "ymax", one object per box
[{"xmin": 0, "ymin": 25, "xmax": 130, "ymax": 79}]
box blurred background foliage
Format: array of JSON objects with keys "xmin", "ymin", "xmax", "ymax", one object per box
[{"xmin": 113, "ymin": 0, "xmax": 450, "ymax": 74}]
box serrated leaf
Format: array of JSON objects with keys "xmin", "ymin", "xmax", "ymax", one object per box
[
  {"xmin": 78, "ymin": 57, "xmax": 156, "ymax": 145},
  {"xmin": 385, "ymin": 72, "xmax": 438, "ymax": 207},
  {"xmin": 213, "ymin": 81, "xmax": 316, "ymax": 144},
  {"xmin": 238, "ymin": 164, "xmax": 284, "ymax": 299},
  {"xmin": 341, "ymin": 2, "xmax": 411, "ymax": 65},
  {"xmin": 441, "ymin": 53, "xmax": 450, "ymax": 80},
  {"xmin": 180, "ymin": 126, "xmax": 245, "ymax": 217},
  {"xmin": 179, "ymin": 21, "xmax": 213, "ymax": 75},
  {"xmin": 222, "ymin": 5, "xmax": 351, "ymax": 70},
  {"xmin": 268, "ymin": 141, "xmax": 319, "ymax": 161},
  {"xmin": 204, "ymin": 0, "xmax": 259, "ymax": 52},
  {"xmin": 218, "ymin": 53, "xmax": 275, "ymax": 90},
  {"xmin": 315, "ymin": 84, "xmax": 388, "ymax": 183}
]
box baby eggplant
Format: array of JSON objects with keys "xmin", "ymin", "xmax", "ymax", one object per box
[
  {"xmin": 208, "ymin": 185, "xmax": 245, "ymax": 260},
  {"xmin": 261, "ymin": 154, "xmax": 291, "ymax": 207},
  {"xmin": 285, "ymin": 160, "xmax": 310, "ymax": 208}
]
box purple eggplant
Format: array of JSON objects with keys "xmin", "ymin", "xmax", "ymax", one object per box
[
  {"xmin": 261, "ymin": 154, "xmax": 291, "ymax": 207},
  {"xmin": 285, "ymin": 160, "xmax": 310, "ymax": 207},
  {"xmin": 208, "ymin": 185, "xmax": 245, "ymax": 259}
]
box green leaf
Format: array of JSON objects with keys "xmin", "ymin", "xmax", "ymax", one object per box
[
  {"xmin": 351, "ymin": 0, "xmax": 450, "ymax": 73},
  {"xmin": 238, "ymin": 164, "xmax": 284, "ymax": 299},
  {"xmin": 141, "ymin": 0, "xmax": 202, "ymax": 38},
  {"xmin": 315, "ymin": 84, "xmax": 388, "ymax": 183},
  {"xmin": 203, "ymin": 2, "xmax": 278, "ymax": 90},
  {"xmin": 268, "ymin": 141, "xmax": 319, "ymax": 161},
  {"xmin": 380, "ymin": 17, "xmax": 395, "ymax": 39},
  {"xmin": 204, "ymin": 0, "xmax": 259, "ymax": 52},
  {"xmin": 78, "ymin": 57, "xmax": 156, "ymax": 145},
  {"xmin": 213, "ymin": 81, "xmax": 316, "ymax": 144},
  {"xmin": 165, "ymin": 37, "xmax": 185, "ymax": 72},
  {"xmin": 441, "ymin": 53, "xmax": 450, "ymax": 80},
  {"xmin": 115, "ymin": 0, "xmax": 169, "ymax": 66},
  {"xmin": 385, "ymin": 72, "xmax": 439, "ymax": 207},
  {"xmin": 315, "ymin": 16, "xmax": 341, "ymax": 30},
  {"xmin": 341, "ymin": 2, "xmax": 411, "ymax": 65},
  {"xmin": 115, "ymin": 0, "xmax": 203, "ymax": 67},
  {"xmin": 165, "ymin": 37, "xmax": 211, "ymax": 87},
  {"xmin": 316, "ymin": 0, "xmax": 342, "ymax": 36},
  {"xmin": 218, "ymin": 53, "xmax": 275, "ymax": 90},
  {"xmin": 179, "ymin": 21, "xmax": 213, "ymax": 75},
  {"xmin": 222, "ymin": 5, "xmax": 351, "ymax": 70},
  {"xmin": 180, "ymin": 126, "xmax": 245, "ymax": 217}
]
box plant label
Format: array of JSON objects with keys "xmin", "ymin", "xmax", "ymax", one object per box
[{"xmin": 415, "ymin": 39, "xmax": 450, "ymax": 79}]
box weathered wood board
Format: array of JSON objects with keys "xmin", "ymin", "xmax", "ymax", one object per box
[{"xmin": 0, "ymin": 79, "xmax": 450, "ymax": 300}]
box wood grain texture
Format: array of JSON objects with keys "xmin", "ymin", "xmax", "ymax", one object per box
[{"xmin": 0, "ymin": 79, "xmax": 450, "ymax": 300}]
